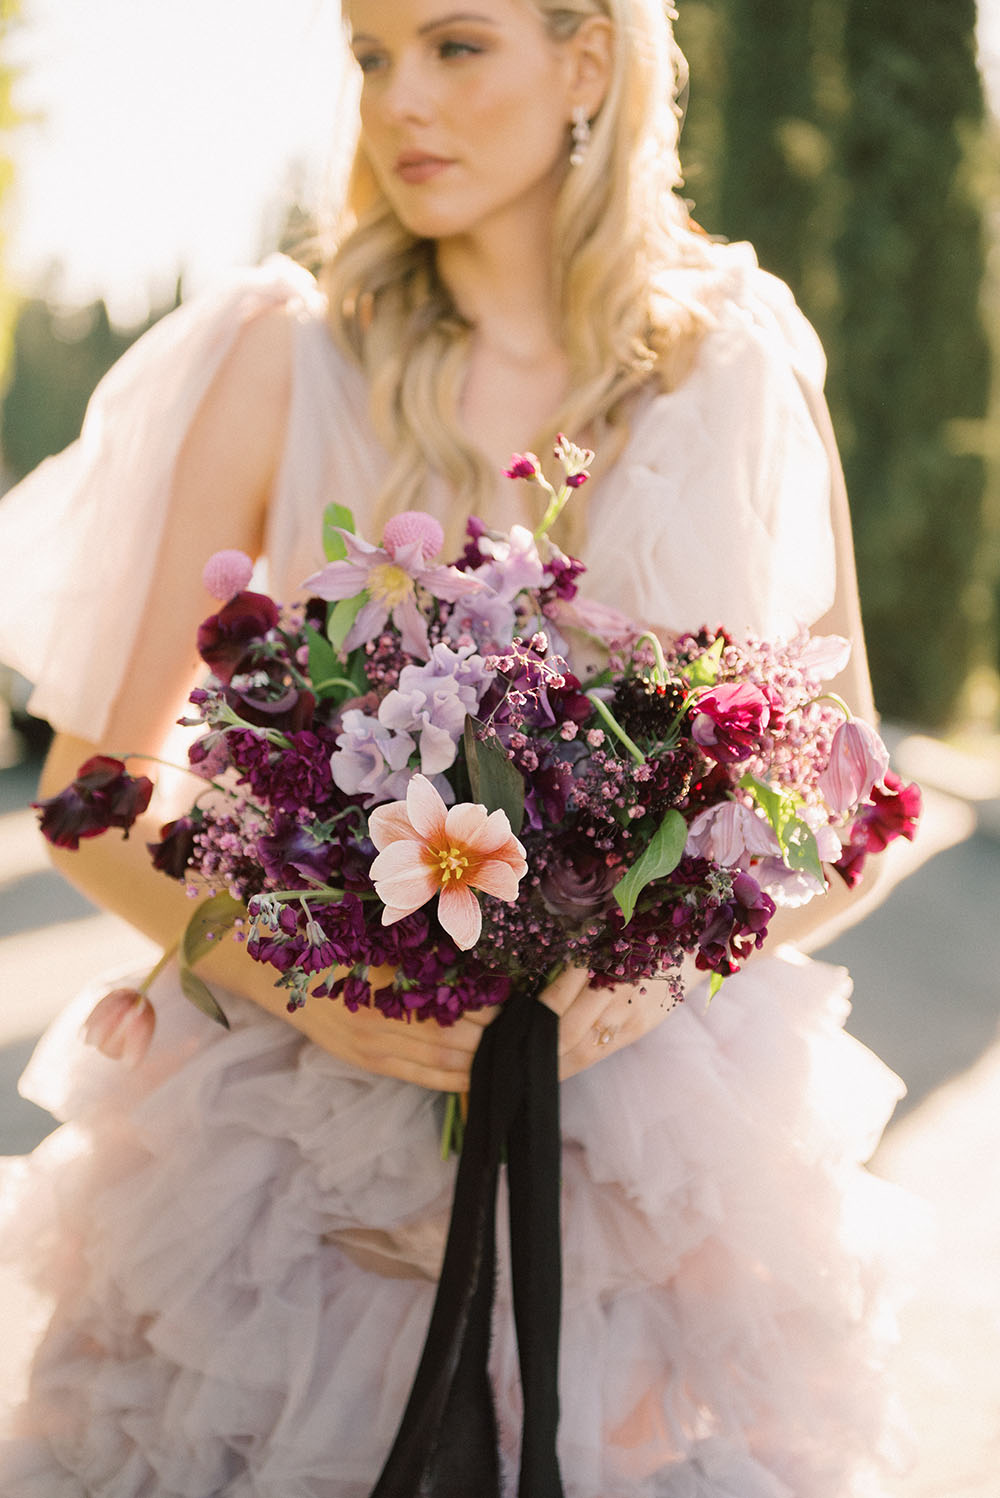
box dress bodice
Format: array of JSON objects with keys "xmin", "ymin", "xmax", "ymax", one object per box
[
  {"xmin": 0, "ymin": 247, "xmax": 839, "ymax": 742},
  {"xmin": 266, "ymin": 243, "xmax": 836, "ymax": 643}
]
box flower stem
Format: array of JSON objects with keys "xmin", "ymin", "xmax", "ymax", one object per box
[
  {"xmin": 634, "ymin": 631, "xmax": 670, "ymax": 685},
  {"xmin": 533, "ymin": 481, "xmax": 573, "ymax": 541},
  {"xmin": 585, "ymin": 692, "xmax": 646, "ymax": 765},
  {"xmin": 136, "ymin": 939, "xmax": 180, "ymax": 996},
  {"xmin": 812, "ymin": 691, "xmax": 853, "ymax": 720}
]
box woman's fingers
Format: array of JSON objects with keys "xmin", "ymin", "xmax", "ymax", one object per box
[
  {"xmin": 537, "ymin": 964, "xmax": 591, "ymax": 1017},
  {"xmin": 295, "ymin": 996, "xmax": 500, "ymax": 1090}
]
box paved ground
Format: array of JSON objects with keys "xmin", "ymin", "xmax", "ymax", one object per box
[{"xmin": 0, "ymin": 731, "xmax": 998, "ymax": 1493}]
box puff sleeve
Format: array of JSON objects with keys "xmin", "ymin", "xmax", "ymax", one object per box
[
  {"xmin": 584, "ymin": 244, "xmax": 842, "ymax": 643},
  {"xmin": 0, "ymin": 255, "xmax": 324, "ymax": 741}
]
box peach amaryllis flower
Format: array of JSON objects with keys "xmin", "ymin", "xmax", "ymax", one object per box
[{"xmin": 368, "ymin": 774, "xmax": 527, "ymax": 951}]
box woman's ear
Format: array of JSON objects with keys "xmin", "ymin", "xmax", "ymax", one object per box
[{"xmin": 567, "ymin": 15, "xmax": 614, "ymax": 119}]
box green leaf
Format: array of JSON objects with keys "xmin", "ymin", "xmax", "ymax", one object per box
[
  {"xmin": 180, "ymin": 891, "xmax": 244, "ymax": 968},
  {"xmin": 322, "ymin": 503, "xmax": 356, "ymax": 562},
  {"xmin": 463, "ymin": 718, "xmax": 525, "ymax": 834},
  {"xmin": 612, "ymin": 807, "xmax": 687, "ymax": 925},
  {"xmin": 739, "ymin": 774, "xmax": 824, "ymax": 886},
  {"xmin": 304, "ymin": 624, "xmax": 342, "ymax": 697},
  {"xmin": 684, "ymin": 636, "xmax": 725, "ymax": 689},
  {"xmin": 178, "ymin": 964, "xmax": 230, "ymax": 1028},
  {"xmin": 777, "ymin": 817, "xmax": 825, "ymax": 885},
  {"xmin": 708, "ymin": 971, "xmax": 726, "ymax": 1002},
  {"xmin": 326, "ymin": 592, "xmax": 367, "ymax": 654}
]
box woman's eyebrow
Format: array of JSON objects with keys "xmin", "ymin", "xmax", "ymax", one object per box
[{"xmin": 351, "ymin": 13, "xmax": 500, "ymax": 44}]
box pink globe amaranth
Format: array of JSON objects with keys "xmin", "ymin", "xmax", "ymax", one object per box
[
  {"xmin": 382, "ymin": 511, "xmax": 445, "ymax": 563},
  {"xmin": 82, "ymin": 988, "xmax": 156, "ymax": 1067},
  {"xmin": 202, "ymin": 548, "xmax": 255, "ymax": 600}
]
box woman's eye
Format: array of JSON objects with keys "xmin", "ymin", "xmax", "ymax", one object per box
[
  {"xmin": 354, "ymin": 51, "xmax": 387, "ymax": 76},
  {"xmin": 437, "ymin": 39, "xmax": 482, "ymax": 60}
]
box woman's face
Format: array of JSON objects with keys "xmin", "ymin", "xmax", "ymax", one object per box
[{"xmin": 347, "ymin": 1, "xmax": 582, "ymax": 244}]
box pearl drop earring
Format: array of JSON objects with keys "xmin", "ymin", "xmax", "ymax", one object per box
[{"xmin": 570, "ymin": 105, "xmax": 591, "ymax": 167}]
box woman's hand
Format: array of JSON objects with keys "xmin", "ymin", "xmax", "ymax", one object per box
[
  {"xmin": 540, "ymin": 965, "xmax": 677, "ymax": 1080},
  {"xmin": 291, "ymin": 991, "xmax": 500, "ymax": 1093}
]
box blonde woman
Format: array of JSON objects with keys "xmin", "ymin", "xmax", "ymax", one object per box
[{"xmin": 0, "ymin": 2, "xmax": 905, "ymax": 1494}]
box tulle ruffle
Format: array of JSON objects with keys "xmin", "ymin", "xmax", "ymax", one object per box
[{"xmin": 0, "ymin": 949, "xmax": 908, "ymax": 1497}]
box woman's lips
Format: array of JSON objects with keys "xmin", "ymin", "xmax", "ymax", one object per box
[{"xmin": 395, "ymin": 154, "xmax": 453, "ymax": 184}]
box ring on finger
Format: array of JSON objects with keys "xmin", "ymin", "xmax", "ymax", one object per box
[{"xmin": 593, "ymin": 1023, "xmax": 617, "ymax": 1047}]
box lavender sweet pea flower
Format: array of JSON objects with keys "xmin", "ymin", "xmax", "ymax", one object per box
[
  {"xmin": 377, "ymin": 643, "xmax": 495, "ymax": 776},
  {"xmin": 330, "ymin": 709, "xmax": 416, "ymax": 805},
  {"xmin": 685, "ymin": 801, "xmax": 781, "ymax": 869},
  {"xmin": 690, "ymin": 682, "xmax": 770, "ymax": 764},
  {"xmin": 302, "ymin": 511, "xmax": 486, "ymax": 660},
  {"xmin": 819, "ymin": 718, "xmax": 890, "ymax": 814},
  {"xmin": 469, "ymin": 523, "xmax": 547, "ymax": 602}
]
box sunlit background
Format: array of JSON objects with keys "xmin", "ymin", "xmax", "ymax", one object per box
[
  {"xmin": 5, "ymin": 0, "xmax": 1000, "ymax": 322},
  {"xmin": 6, "ymin": 0, "xmax": 349, "ymax": 321}
]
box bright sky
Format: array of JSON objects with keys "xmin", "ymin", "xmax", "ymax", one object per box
[
  {"xmin": 6, "ymin": 0, "xmax": 351, "ymax": 322},
  {"xmin": 5, "ymin": 1, "xmax": 999, "ymax": 324}
]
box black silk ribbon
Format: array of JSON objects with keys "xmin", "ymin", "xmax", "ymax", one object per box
[{"xmin": 369, "ymin": 987, "xmax": 564, "ymax": 1498}]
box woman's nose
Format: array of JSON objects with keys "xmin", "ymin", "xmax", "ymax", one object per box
[{"xmin": 379, "ymin": 56, "xmax": 435, "ymax": 126}]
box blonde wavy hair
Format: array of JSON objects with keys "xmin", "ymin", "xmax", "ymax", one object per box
[{"xmin": 320, "ymin": 0, "xmax": 717, "ymax": 550}]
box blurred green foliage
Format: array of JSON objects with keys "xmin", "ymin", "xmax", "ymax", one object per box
[
  {"xmin": 1, "ymin": 289, "xmax": 179, "ymax": 483},
  {"xmin": 677, "ymin": 0, "xmax": 995, "ymax": 728}
]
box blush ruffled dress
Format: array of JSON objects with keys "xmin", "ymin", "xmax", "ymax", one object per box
[{"xmin": 0, "ymin": 248, "xmax": 912, "ymax": 1497}]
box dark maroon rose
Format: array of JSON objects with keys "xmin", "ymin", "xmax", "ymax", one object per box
[
  {"xmin": 538, "ymin": 843, "xmax": 621, "ymax": 921},
  {"xmin": 33, "ymin": 755, "xmax": 153, "ymax": 850},
  {"xmin": 148, "ymin": 814, "xmax": 200, "ymax": 880},
  {"xmin": 196, "ymin": 590, "xmax": 280, "ymax": 685}
]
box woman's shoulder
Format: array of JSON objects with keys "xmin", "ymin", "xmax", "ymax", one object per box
[
  {"xmin": 684, "ymin": 239, "xmax": 827, "ymax": 394},
  {"xmin": 631, "ymin": 241, "xmax": 830, "ymax": 469}
]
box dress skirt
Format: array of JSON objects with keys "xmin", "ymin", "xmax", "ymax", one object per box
[{"xmin": 0, "ymin": 949, "xmax": 909, "ymax": 1498}]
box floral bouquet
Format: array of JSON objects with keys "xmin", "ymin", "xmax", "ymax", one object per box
[
  {"xmin": 36, "ymin": 438, "xmax": 919, "ymax": 1037},
  {"xmin": 33, "ymin": 438, "xmax": 920, "ymax": 1498}
]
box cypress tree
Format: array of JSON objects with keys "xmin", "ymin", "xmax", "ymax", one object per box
[
  {"xmin": 712, "ymin": 0, "xmax": 839, "ymax": 325},
  {"xmin": 835, "ymin": 0, "xmax": 993, "ymax": 725}
]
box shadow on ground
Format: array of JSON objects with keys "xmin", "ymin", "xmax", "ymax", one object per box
[{"xmin": 821, "ymin": 831, "xmax": 1000, "ymax": 1119}]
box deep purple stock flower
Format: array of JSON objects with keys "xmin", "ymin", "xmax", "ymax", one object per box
[
  {"xmin": 690, "ymin": 683, "xmax": 771, "ymax": 765},
  {"xmin": 33, "ymin": 756, "xmax": 153, "ymax": 850},
  {"xmin": 197, "ymin": 590, "xmax": 281, "ymax": 684}
]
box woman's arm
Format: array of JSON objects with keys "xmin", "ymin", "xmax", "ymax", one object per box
[{"xmin": 38, "ymin": 305, "xmax": 495, "ymax": 1091}]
